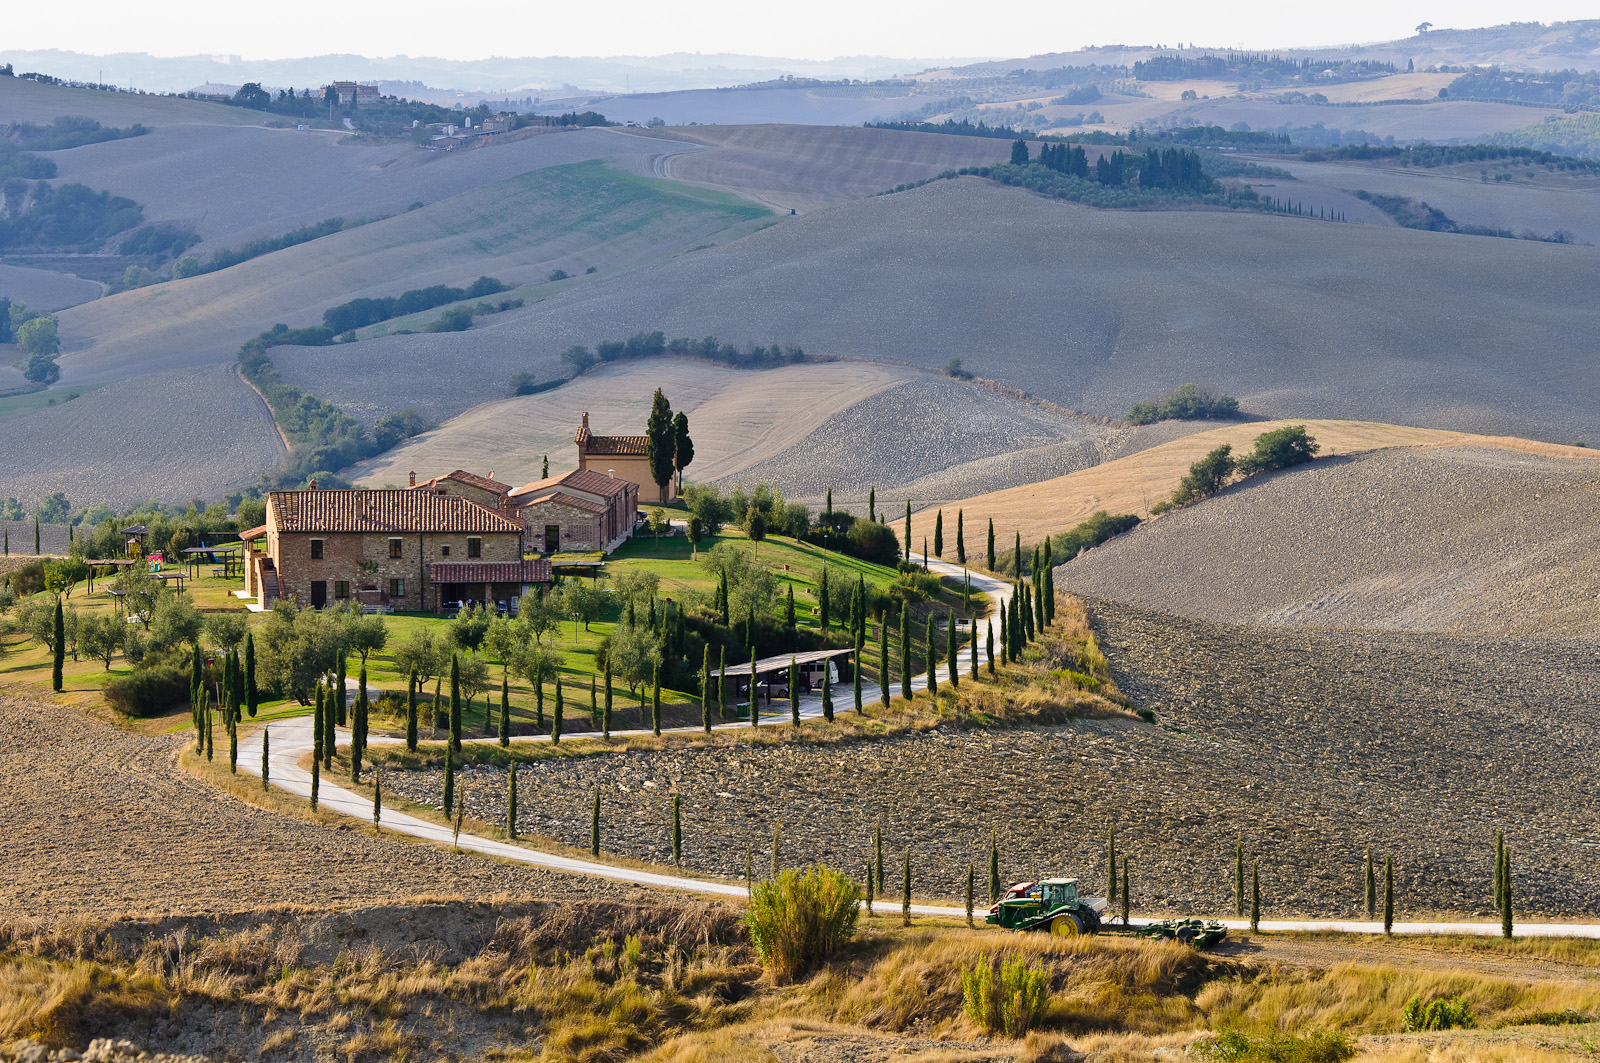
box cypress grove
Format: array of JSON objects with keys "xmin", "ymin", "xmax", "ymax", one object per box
[{"xmin": 507, "ymin": 762, "xmax": 518, "ymax": 839}]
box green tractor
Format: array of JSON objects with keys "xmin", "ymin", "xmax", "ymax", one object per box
[{"xmin": 985, "ymin": 878, "xmax": 1105, "ymax": 937}]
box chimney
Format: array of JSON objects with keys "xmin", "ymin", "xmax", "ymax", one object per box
[
  {"xmin": 582, "ymin": 411, "xmax": 590, "ymax": 431},
  {"xmin": 307, "ymin": 479, "xmax": 318, "ymax": 490},
  {"xmin": 409, "ymin": 470, "xmax": 416, "ymax": 487}
]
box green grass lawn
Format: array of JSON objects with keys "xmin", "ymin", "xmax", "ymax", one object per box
[{"xmin": 0, "ymin": 383, "xmax": 109, "ymax": 421}]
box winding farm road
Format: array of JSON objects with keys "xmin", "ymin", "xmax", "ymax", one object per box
[{"xmin": 234, "ymin": 560, "xmax": 1600, "ymax": 938}]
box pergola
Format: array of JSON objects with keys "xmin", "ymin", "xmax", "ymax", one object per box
[{"xmin": 180, "ymin": 544, "xmax": 244, "ymax": 580}]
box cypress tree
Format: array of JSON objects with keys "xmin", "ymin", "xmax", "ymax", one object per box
[
  {"xmin": 228, "ymin": 715, "xmax": 237, "ymax": 773},
  {"xmin": 245, "ymin": 632, "xmax": 258, "ymax": 717},
  {"xmin": 1107, "ymin": 823, "xmax": 1118, "ymax": 905},
  {"xmin": 453, "ymin": 786, "xmax": 464, "ymax": 849},
  {"xmin": 1501, "ymin": 843, "xmax": 1514, "ymax": 939},
  {"xmin": 603, "ymin": 664, "xmax": 613, "ymax": 739},
  {"xmin": 865, "ymin": 861, "xmax": 874, "ymax": 915},
  {"xmin": 701, "ymin": 645, "xmax": 712, "ymax": 732},
  {"xmin": 449, "ymin": 654, "xmax": 462, "ymax": 752},
  {"xmin": 554, "ymin": 674, "xmax": 565, "ymax": 744},
  {"xmin": 373, "ymin": 769, "xmax": 382, "ymax": 830},
  {"xmin": 933, "ymin": 510, "xmax": 944, "ymax": 556},
  {"xmin": 1365, "ymin": 845, "xmax": 1376, "ymax": 918},
  {"xmin": 903, "ymin": 501, "xmax": 911, "ymax": 561},
  {"xmin": 34, "ymin": 517, "xmax": 40, "ymax": 554},
  {"xmin": 499, "ymin": 673, "xmax": 511, "ymax": 747},
  {"xmin": 925, "ymin": 613, "xmax": 937, "ymax": 695},
  {"xmin": 946, "ymin": 612, "xmax": 958, "ymax": 689},
  {"xmin": 718, "ymin": 568, "xmax": 730, "ymax": 626},
  {"xmin": 999, "ymin": 602, "xmax": 1009, "ymax": 664},
  {"xmin": 1384, "ymin": 855, "xmax": 1394, "ymax": 935},
  {"xmin": 51, "ymin": 597, "xmax": 63, "ymax": 691},
  {"xmin": 749, "ymin": 644, "xmax": 760, "ymax": 727},
  {"xmin": 442, "ymin": 749, "xmax": 454, "ymax": 814},
  {"xmin": 1250, "ymin": 861, "xmax": 1261, "ymax": 933},
  {"xmin": 1121, "ymin": 856, "xmax": 1130, "ymax": 926},
  {"xmin": 205, "ymin": 700, "xmax": 214, "ymax": 761},
  {"xmin": 507, "ymin": 762, "xmax": 518, "ymax": 839},
  {"xmin": 1235, "ymin": 837, "xmax": 1245, "ymax": 917},
  {"xmin": 310, "ymin": 742, "xmax": 320, "ymax": 810},
  {"xmin": 313, "ymin": 684, "xmax": 325, "ymax": 766},
  {"xmin": 650, "ymin": 661, "xmax": 660, "ymax": 736},
  {"xmin": 821, "ymin": 659, "xmax": 834, "ymax": 721},
  {"xmin": 987, "ymin": 518, "xmax": 995, "ymax": 571},
  {"xmin": 868, "ymin": 486, "xmax": 876, "ymax": 523},
  {"xmin": 989, "ymin": 830, "xmax": 1000, "ymax": 901},
  {"xmin": 590, "ymin": 788, "xmax": 600, "ymax": 855},
  {"xmin": 956, "ymin": 510, "xmax": 966, "ymax": 564},
  {"xmin": 324, "ymin": 680, "xmax": 336, "ymax": 768},
  {"xmin": 902, "ymin": 611, "xmax": 915, "ymax": 701},
  {"xmin": 875, "ymin": 822, "xmax": 885, "ymax": 891},
  {"xmin": 969, "ymin": 617, "xmax": 978, "ymax": 679},
  {"xmin": 1013, "ymin": 531, "xmax": 1022, "ymax": 577},
  {"xmin": 718, "ymin": 646, "xmax": 727, "ymax": 719},
  {"xmin": 261, "ymin": 727, "xmax": 269, "ymax": 791},
  {"xmin": 986, "ymin": 621, "xmax": 995, "ymax": 675},
  {"xmin": 772, "ymin": 818, "xmax": 782, "ymax": 877},
  {"xmin": 589, "ymin": 675, "xmax": 597, "ymax": 729},
  {"xmin": 336, "ymin": 653, "xmax": 347, "ymax": 726},
  {"xmin": 785, "ymin": 584, "xmax": 796, "ymax": 630},
  {"xmin": 788, "ymin": 657, "xmax": 800, "ymax": 726},
  {"xmin": 672, "ymin": 792, "xmax": 682, "ymax": 866},
  {"xmin": 853, "ymin": 647, "xmax": 863, "ymax": 714},
  {"xmin": 902, "ymin": 850, "xmax": 912, "ymax": 927},
  {"xmin": 351, "ymin": 665, "xmax": 367, "ymax": 782},
  {"xmin": 878, "ymin": 618, "xmax": 890, "ymax": 708},
  {"xmin": 407, "ymin": 672, "xmax": 419, "ymax": 751},
  {"xmin": 965, "ymin": 862, "xmax": 975, "ymax": 927},
  {"xmin": 1494, "ymin": 830, "xmax": 1506, "ymax": 912},
  {"xmin": 819, "ymin": 567, "xmax": 830, "ymax": 631}
]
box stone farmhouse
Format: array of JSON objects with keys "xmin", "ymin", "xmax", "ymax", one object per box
[
  {"xmin": 243, "ymin": 485, "xmax": 550, "ymax": 613},
  {"xmin": 576, "ymin": 412, "xmax": 676, "ymax": 503},
  {"xmin": 406, "ymin": 465, "xmax": 639, "ymax": 555}
]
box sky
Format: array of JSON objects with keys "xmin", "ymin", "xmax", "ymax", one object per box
[{"xmin": 8, "ymin": 0, "xmax": 1596, "ymax": 61}]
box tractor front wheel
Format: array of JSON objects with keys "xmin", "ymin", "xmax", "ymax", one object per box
[{"xmin": 1049, "ymin": 913, "xmax": 1082, "ymax": 937}]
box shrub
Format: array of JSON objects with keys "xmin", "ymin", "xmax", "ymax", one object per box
[
  {"xmin": 744, "ymin": 865, "xmax": 861, "ymax": 982},
  {"xmin": 9, "ymin": 561, "xmax": 47, "ymax": 597},
  {"xmin": 1189, "ymin": 1030, "xmax": 1355, "ymax": 1063},
  {"xmin": 1237, "ymin": 425, "xmax": 1320, "ymax": 476},
  {"xmin": 1127, "ymin": 383, "xmax": 1239, "ymax": 425},
  {"xmin": 1402, "ymin": 994, "xmax": 1475, "ymax": 1032},
  {"xmin": 960, "ymin": 954, "xmax": 1050, "ymax": 1038},
  {"xmin": 424, "ymin": 307, "xmax": 472, "ymax": 333},
  {"xmin": 843, "ymin": 519, "xmax": 900, "ymax": 566},
  {"xmin": 1171, "ymin": 444, "xmax": 1235, "ymax": 506},
  {"xmin": 104, "ymin": 663, "xmax": 189, "ymax": 717},
  {"xmin": 1052, "ymin": 510, "xmax": 1140, "ymax": 561}
]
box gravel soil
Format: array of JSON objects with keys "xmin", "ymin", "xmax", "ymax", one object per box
[
  {"xmin": 1061, "ymin": 446, "xmax": 1600, "ymax": 636},
  {"xmin": 0, "ymin": 693, "xmax": 630, "ymax": 917},
  {"xmin": 388, "ymin": 599, "xmax": 1600, "ymax": 921}
]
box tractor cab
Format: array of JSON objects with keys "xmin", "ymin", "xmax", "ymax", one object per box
[{"xmin": 1039, "ymin": 878, "xmax": 1080, "ymax": 909}]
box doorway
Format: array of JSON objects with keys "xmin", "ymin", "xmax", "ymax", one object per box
[
  {"xmin": 310, "ymin": 580, "xmax": 327, "ymax": 608},
  {"xmin": 544, "ymin": 524, "xmax": 560, "ymax": 553}
]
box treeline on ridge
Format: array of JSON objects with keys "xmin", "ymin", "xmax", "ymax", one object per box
[
  {"xmin": 3, "ymin": 116, "xmax": 146, "ymax": 150},
  {"xmin": 322, "ymin": 277, "xmax": 510, "ymax": 333},
  {"xmin": 558, "ymin": 332, "xmax": 807, "ymax": 376}
]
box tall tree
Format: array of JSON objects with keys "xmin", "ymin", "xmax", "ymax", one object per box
[
  {"xmin": 407, "ymin": 672, "xmax": 419, "ymax": 752},
  {"xmin": 1384, "ymin": 855, "xmax": 1394, "ymax": 935},
  {"xmin": 986, "ymin": 620, "xmax": 994, "ymax": 675},
  {"xmin": 701, "ymin": 645, "xmax": 713, "ymax": 733},
  {"xmin": 901, "ymin": 849, "xmax": 913, "ymax": 927},
  {"xmin": 821, "ymin": 659, "xmax": 833, "ymax": 721},
  {"xmin": 499, "ymin": 672, "xmax": 511, "ymax": 747},
  {"xmin": 933, "ymin": 510, "xmax": 944, "ymax": 557},
  {"xmin": 946, "ymin": 613, "xmax": 958, "ymax": 689},
  {"xmin": 1107, "ymin": 824, "xmax": 1118, "ymax": 904},
  {"xmin": 449, "ymin": 653, "xmax": 462, "ymax": 752},
  {"xmin": 903, "ymin": 502, "xmax": 911, "ymax": 561},
  {"xmin": 878, "ymin": 616, "xmax": 890, "ymax": 708},
  {"xmin": 956, "ymin": 510, "xmax": 966, "ymax": 564},
  {"xmin": 603, "ymin": 664, "xmax": 614, "ymax": 739},
  {"xmin": 818, "ymin": 567, "xmax": 830, "ymax": 631},
  {"xmin": 868, "ymin": 486, "xmax": 876, "ymax": 523},
  {"xmin": 853, "ymin": 647, "xmax": 863, "ymax": 714},
  {"xmin": 244, "ymin": 632, "xmax": 258, "ymax": 718},
  {"xmin": 51, "ymin": 597, "xmax": 63, "ymax": 691},
  {"xmin": 671, "ymin": 411, "xmax": 694, "ymax": 492},
  {"xmin": 788, "ymin": 657, "xmax": 800, "ymax": 726},
  {"xmin": 899, "ymin": 610, "xmax": 911, "ymax": 701},
  {"xmin": 645, "ymin": 388, "xmax": 676, "ymax": 503},
  {"xmin": 1013, "ymin": 532, "xmax": 1023, "ymax": 577},
  {"xmin": 987, "ymin": 518, "xmax": 996, "ymax": 571},
  {"xmin": 1250, "ymin": 861, "xmax": 1261, "ymax": 933},
  {"xmin": 924, "ymin": 613, "xmax": 937, "ymax": 696},
  {"xmin": 1365, "ymin": 844, "xmax": 1376, "ymax": 918}
]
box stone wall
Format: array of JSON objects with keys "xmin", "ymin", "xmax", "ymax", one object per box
[
  {"xmin": 519, "ymin": 499, "xmax": 602, "ymax": 553},
  {"xmin": 271, "ymin": 530, "xmax": 520, "ymax": 609}
]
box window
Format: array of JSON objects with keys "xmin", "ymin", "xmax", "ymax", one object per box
[
  {"xmin": 467, "ymin": 537, "xmax": 482, "ymax": 558},
  {"xmin": 310, "ymin": 538, "xmax": 323, "ymax": 559},
  {"xmin": 334, "ymin": 581, "xmax": 350, "ymax": 600},
  {"xmin": 390, "ymin": 578, "xmax": 405, "ymax": 598},
  {"xmin": 388, "ymin": 538, "xmax": 403, "ymax": 558},
  {"xmin": 440, "ymin": 544, "xmax": 451, "ymax": 556}
]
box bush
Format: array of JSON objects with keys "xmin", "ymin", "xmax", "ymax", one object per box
[
  {"xmin": 1236, "ymin": 425, "xmax": 1319, "ymax": 476},
  {"xmin": 424, "ymin": 307, "xmax": 473, "ymax": 333},
  {"xmin": 843, "ymin": 519, "xmax": 901, "ymax": 566},
  {"xmin": 103, "ymin": 663, "xmax": 189, "ymax": 717},
  {"xmin": 9, "ymin": 560, "xmax": 47, "ymax": 597},
  {"xmin": 1052, "ymin": 511, "xmax": 1140, "ymax": 561},
  {"xmin": 1171, "ymin": 444, "xmax": 1235, "ymax": 506},
  {"xmin": 1127, "ymin": 383, "xmax": 1240, "ymax": 425},
  {"xmin": 744, "ymin": 865, "xmax": 861, "ymax": 982},
  {"xmin": 1402, "ymin": 995, "xmax": 1475, "ymax": 1032},
  {"xmin": 961, "ymin": 954, "xmax": 1050, "ymax": 1038},
  {"xmin": 1189, "ymin": 1030, "xmax": 1355, "ymax": 1063}
]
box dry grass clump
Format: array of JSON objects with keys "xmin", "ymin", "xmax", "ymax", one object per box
[
  {"xmin": 745, "ymin": 867, "xmax": 861, "ymax": 983},
  {"xmin": 961, "ymin": 954, "xmax": 1050, "ymax": 1037},
  {"xmin": 0, "ymin": 957, "xmax": 173, "ymax": 1047}
]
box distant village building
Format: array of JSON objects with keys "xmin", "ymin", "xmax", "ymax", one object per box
[
  {"xmin": 327, "ymin": 81, "xmax": 381, "ymax": 105},
  {"xmin": 576, "ymin": 411, "xmax": 675, "ymax": 502},
  {"xmin": 243, "ymin": 484, "xmax": 546, "ymax": 613}
]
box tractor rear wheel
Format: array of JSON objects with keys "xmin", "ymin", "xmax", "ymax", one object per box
[{"xmin": 1049, "ymin": 913, "xmax": 1082, "ymax": 937}]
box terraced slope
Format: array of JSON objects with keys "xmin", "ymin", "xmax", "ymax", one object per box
[
  {"xmin": 276, "ymin": 178, "xmax": 1600, "ymax": 447},
  {"xmin": 56, "ymin": 161, "xmax": 773, "ymax": 385},
  {"xmin": 1059, "ymin": 445, "xmax": 1600, "ymax": 638}
]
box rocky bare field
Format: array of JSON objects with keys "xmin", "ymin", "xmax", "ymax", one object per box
[
  {"xmin": 387, "ymin": 599, "xmax": 1600, "ymax": 921},
  {"xmin": 1061, "ymin": 445, "xmax": 1600, "ymax": 637}
]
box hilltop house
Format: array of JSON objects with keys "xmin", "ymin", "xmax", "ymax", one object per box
[
  {"xmin": 407, "ymin": 465, "xmax": 638, "ymax": 555},
  {"xmin": 243, "ymin": 485, "xmax": 548, "ymax": 612},
  {"xmin": 576, "ymin": 411, "xmax": 675, "ymax": 502},
  {"xmin": 327, "ymin": 81, "xmax": 381, "ymax": 105}
]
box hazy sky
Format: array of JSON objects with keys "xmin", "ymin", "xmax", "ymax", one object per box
[{"xmin": 10, "ymin": 0, "xmax": 1596, "ymax": 60}]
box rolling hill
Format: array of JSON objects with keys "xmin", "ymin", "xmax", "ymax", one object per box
[{"xmin": 1058, "ymin": 443, "xmax": 1600, "ymax": 637}]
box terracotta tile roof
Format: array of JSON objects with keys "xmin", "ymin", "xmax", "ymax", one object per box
[
  {"xmin": 412, "ymin": 469, "xmax": 511, "ymax": 496},
  {"xmin": 268, "ymin": 490, "xmax": 523, "ymax": 534},
  {"xmin": 510, "ymin": 468, "xmax": 633, "ymax": 504},
  {"xmin": 239, "ymin": 524, "xmax": 268, "ymax": 541},
  {"xmin": 519, "ymin": 491, "xmax": 608, "ymax": 515},
  {"xmin": 579, "ymin": 433, "xmax": 649, "ymax": 457},
  {"xmin": 430, "ymin": 560, "xmax": 553, "ymax": 584}
]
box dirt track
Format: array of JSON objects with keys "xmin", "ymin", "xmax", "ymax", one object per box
[{"xmin": 0, "ymin": 693, "xmax": 625, "ymax": 918}]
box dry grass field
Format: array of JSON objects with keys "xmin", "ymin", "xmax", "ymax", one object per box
[
  {"xmin": 1061, "ymin": 444, "xmax": 1600, "ymax": 637},
  {"xmin": 0, "ymin": 75, "xmax": 255, "ymax": 127},
  {"xmin": 909, "ymin": 419, "xmax": 1598, "ymax": 553},
  {"xmin": 283, "ymin": 177, "xmax": 1600, "ymax": 454}
]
